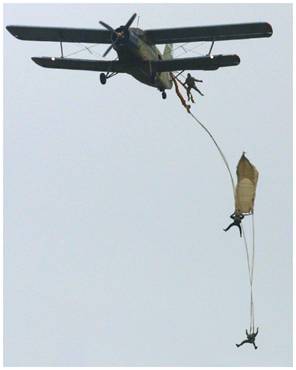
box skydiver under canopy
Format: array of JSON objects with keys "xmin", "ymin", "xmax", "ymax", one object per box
[
  {"xmin": 184, "ymin": 73, "xmax": 204, "ymax": 102},
  {"xmin": 236, "ymin": 328, "xmax": 259, "ymax": 349},
  {"xmin": 224, "ymin": 212, "xmax": 244, "ymax": 237}
]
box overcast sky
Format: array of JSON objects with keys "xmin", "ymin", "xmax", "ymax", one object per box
[{"xmin": 4, "ymin": 3, "xmax": 292, "ymax": 366}]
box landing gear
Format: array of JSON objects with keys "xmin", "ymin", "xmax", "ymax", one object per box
[
  {"xmin": 100, "ymin": 73, "xmax": 107, "ymax": 85},
  {"xmin": 161, "ymin": 91, "xmax": 167, "ymax": 100},
  {"xmin": 100, "ymin": 71, "xmax": 118, "ymax": 85}
]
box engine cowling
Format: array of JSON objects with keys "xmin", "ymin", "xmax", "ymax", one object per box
[{"xmin": 112, "ymin": 27, "xmax": 140, "ymax": 52}]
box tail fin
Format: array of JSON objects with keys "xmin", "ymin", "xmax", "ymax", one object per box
[{"xmin": 163, "ymin": 43, "xmax": 173, "ymax": 60}]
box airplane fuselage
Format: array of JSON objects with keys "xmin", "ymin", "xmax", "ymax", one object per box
[{"xmin": 113, "ymin": 27, "xmax": 173, "ymax": 91}]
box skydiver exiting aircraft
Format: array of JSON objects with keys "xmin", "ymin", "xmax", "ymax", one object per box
[
  {"xmin": 184, "ymin": 73, "xmax": 204, "ymax": 102},
  {"xmin": 223, "ymin": 212, "xmax": 244, "ymax": 237},
  {"xmin": 236, "ymin": 328, "xmax": 259, "ymax": 349}
]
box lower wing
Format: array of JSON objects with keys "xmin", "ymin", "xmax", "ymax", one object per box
[
  {"xmin": 151, "ymin": 55, "xmax": 240, "ymax": 72},
  {"xmin": 32, "ymin": 57, "xmax": 127, "ymax": 72}
]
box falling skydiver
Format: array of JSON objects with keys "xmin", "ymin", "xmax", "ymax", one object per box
[{"xmin": 236, "ymin": 328, "xmax": 259, "ymax": 349}]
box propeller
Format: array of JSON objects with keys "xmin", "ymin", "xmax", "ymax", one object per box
[
  {"xmin": 102, "ymin": 44, "xmax": 114, "ymax": 58},
  {"xmin": 99, "ymin": 13, "xmax": 137, "ymax": 57},
  {"xmin": 99, "ymin": 21, "xmax": 114, "ymax": 33},
  {"xmin": 124, "ymin": 13, "xmax": 137, "ymax": 28}
]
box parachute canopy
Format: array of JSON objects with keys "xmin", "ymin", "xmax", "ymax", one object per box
[{"xmin": 235, "ymin": 153, "xmax": 259, "ymax": 215}]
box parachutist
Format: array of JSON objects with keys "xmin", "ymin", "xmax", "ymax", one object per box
[
  {"xmin": 184, "ymin": 73, "xmax": 204, "ymax": 101},
  {"xmin": 223, "ymin": 212, "xmax": 244, "ymax": 237},
  {"xmin": 236, "ymin": 328, "xmax": 259, "ymax": 349}
]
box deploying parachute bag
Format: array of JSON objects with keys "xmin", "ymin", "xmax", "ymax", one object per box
[
  {"xmin": 224, "ymin": 153, "xmax": 258, "ymax": 237},
  {"xmin": 235, "ymin": 153, "xmax": 259, "ymax": 215}
]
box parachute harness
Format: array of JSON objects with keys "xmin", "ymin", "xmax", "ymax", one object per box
[{"xmin": 171, "ymin": 74, "xmax": 257, "ymax": 336}]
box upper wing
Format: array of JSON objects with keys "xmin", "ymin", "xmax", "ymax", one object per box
[
  {"xmin": 151, "ymin": 54, "xmax": 240, "ymax": 72},
  {"xmin": 145, "ymin": 22, "xmax": 272, "ymax": 44},
  {"xmin": 6, "ymin": 22, "xmax": 272, "ymax": 45},
  {"xmin": 32, "ymin": 57, "xmax": 127, "ymax": 72},
  {"xmin": 6, "ymin": 25, "xmax": 111, "ymax": 43}
]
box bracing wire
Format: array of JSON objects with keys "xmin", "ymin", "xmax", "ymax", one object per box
[
  {"xmin": 174, "ymin": 42, "xmax": 207, "ymax": 58},
  {"xmin": 64, "ymin": 44, "xmax": 101, "ymax": 58},
  {"xmin": 64, "ymin": 38, "xmax": 207, "ymax": 60}
]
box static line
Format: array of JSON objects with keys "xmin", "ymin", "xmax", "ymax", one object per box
[
  {"xmin": 187, "ymin": 111, "xmax": 256, "ymax": 334},
  {"xmin": 188, "ymin": 112, "xmax": 236, "ymax": 198}
]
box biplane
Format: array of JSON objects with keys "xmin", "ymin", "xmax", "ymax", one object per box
[{"xmin": 6, "ymin": 14, "xmax": 272, "ymax": 99}]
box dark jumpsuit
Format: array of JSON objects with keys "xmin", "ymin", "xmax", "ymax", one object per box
[
  {"xmin": 236, "ymin": 328, "xmax": 259, "ymax": 349},
  {"xmin": 224, "ymin": 212, "xmax": 244, "ymax": 237},
  {"xmin": 185, "ymin": 75, "xmax": 204, "ymax": 101}
]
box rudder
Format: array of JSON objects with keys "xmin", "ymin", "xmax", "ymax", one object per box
[{"xmin": 163, "ymin": 43, "xmax": 173, "ymax": 60}]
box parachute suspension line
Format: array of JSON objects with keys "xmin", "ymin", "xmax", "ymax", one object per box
[
  {"xmin": 248, "ymin": 213, "xmax": 256, "ymax": 333},
  {"xmin": 242, "ymin": 226, "xmax": 252, "ymax": 284},
  {"xmin": 251, "ymin": 212, "xmax": 256, "ymax": 332},
  {"xmin": 242, "ymin": 215, "xmax": 256, "ymax": 333},
  {"xmin": 250, "ymin": 289, "xmax": 255, "ymax": 333},
  {"xmin": 242, "ymin": 224, "xmax": 253, "ymax": 332},
  {"xmin": 251, "ymin": 212, "xmax": 256, "ymax": 284},
  {"xmin": 188, "ymin": 112, "xmax": 236, "ymax": 199}
]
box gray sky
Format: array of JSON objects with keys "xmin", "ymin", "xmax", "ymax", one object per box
[{"xmin": 4, "ymin": 3, "xmax": 293, "ymax": 366}]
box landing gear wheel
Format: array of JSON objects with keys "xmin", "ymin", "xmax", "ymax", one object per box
[
  {"xmin": 161, "ymin": 91, "xmax": 167, "ymax": 100},
  {"xmin": 100, "ymin": 73, "xmax": 107, "ymax": 85}
]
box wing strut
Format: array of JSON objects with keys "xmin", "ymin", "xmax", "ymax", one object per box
[
  {"xmin": 208, "ymin": 40, "xmax": 215, "ymax": 56},
  {"xmin": 175, "ymin": 70, "xmax": 184, "ymax": 78},
  {"xmin": 60, "ymin": 41, "xmax": 64, "ymax": 58}
]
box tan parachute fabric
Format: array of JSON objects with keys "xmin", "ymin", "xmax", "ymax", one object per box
[
  {"xmin": 235, "ymin": 153, "xmax": 259, "ymax": 215},
  {"xmin": 171, "ymin": 73, "xmax": 191, "ymax": 113}
]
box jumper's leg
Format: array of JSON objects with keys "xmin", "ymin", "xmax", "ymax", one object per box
[
  {"xmin": 236, "ymin": 340, "xmax": 249, "ymax": 348},
  {"xmin": 224, "ymin": 222, "xmax": 236, "ymax": 232},
  {"xmin": 192, "ymin": 85, "xmax": 204, "ymax": 96}
]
